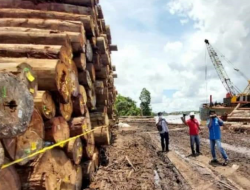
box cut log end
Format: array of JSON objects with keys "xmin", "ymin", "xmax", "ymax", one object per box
[
  {"xmin": 0, "ymin": 72, "xmax": 34, "ymax": 138},
  {"xmin": 45, "ymin": 117, "xmax": 70, "ymax": 144}
]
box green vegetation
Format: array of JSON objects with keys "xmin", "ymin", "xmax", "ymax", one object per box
[
  {"xmin": 115, "ymin": 94, "xmax": 141, "ymax": 116},
  {"xmin": 139, "ymin": 88, "xmax": 152, "ymax": 116}
]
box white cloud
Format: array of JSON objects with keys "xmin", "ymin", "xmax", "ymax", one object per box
[
  {"xmin": 102, "ymin": 0, "xmax": 250, "ymax": 112},
  {"xmin": 164, "ymin": 41, "xmax": 183, "ymax": 52},
  {"xmin": 180, "ymin": 19, "xmax": 189, "ymax": 25}
]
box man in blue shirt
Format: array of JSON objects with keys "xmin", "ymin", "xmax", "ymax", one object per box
[{"xmin": 207, "ymin": 111, "xmax": 229, "ymax": 166}]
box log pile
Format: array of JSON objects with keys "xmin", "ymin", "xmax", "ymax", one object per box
[{"xmin": 0, "ymin": 0, "xmax": 118, "ymax": 189}]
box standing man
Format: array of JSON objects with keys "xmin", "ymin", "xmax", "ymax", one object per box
[
  {"xmin": 207, "ymin": 111, "xmax": 229, "ymax": 166},
  {"xmin": 156, "ymin": 112, "xmax": 169, "ymax": 152},
  {"xmin": 182, "ymin": 112, "xmax": 201, "ymax": 156}
]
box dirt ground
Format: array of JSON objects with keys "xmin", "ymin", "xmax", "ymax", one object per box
[{"xmin": 85, "ymin": 123, "xmax": 250, "ymax": 190}]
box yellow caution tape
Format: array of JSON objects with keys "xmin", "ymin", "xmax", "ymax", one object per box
[{"xmin": 0, "ymin": 129, "xmax": 95, "ymax": 170}]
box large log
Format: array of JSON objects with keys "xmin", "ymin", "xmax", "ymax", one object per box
[
  {"xmin": 0, "ymin": 31, "xmax": 72, "ymax": 51},
  {"xmin": 21, "ymin": 0, "xmax": 95, "ymax": 7},
  {"xmin": 66, "ymin": 137, "xmax": 83, "ymax": 165},
  {"xmin": 0, "ymin": 62, "xmax": 38, "ymax": 97},
  {"xmin": 0, "ymin": 73, "xmax": 34, "ymax": 138},
  {"xmin": 96, "ymin": 36, "xmax": 107, "ymax": 54},
  {"xmin": 0, "ymin": 158, "xmax": 21, "ymax": 190},
  {"xmin": 96, "ymin": 66, "xmax": 109, "ymax": 79},
  {"xmin": 34, "ymin": 91, "xmax": 56, "ymax": 120},
  {"xmin": 80, "ymin": 85, "xmax": 88, "ymax": 105},
  {"xmin": 78, "ymin": 70, "xmax": 92, "ymax": 89},
  {"xmin": 90, "ymin": 112, "xmax": 109, "ymax": 127},
  {"xmin": 0, "ymin": 18, "xmax": 85, "ymax": 33},
  {"xmin": 2, "ymin": 109, "xmax": 44, "ymax": 165},
  {"xmin": 93, "ymin": 126, "xmax": 111, "ymax": 146},
  {"xmin": 0, "ymin": 1, "xmax": 93, "ymax": 16},
  {"xmin": 0, "ymin": 57, "xmax": 71, "ymax": 103},
  {"xmin": 73, "ymin": 53, "xmax": 86, "ymax": 71},
  {"xmin": 19, "ymin": 149, "xmax": 80, "ymax": 190},
  {"xmin": 0, "ymin": 44, "xmax": 72, "ymax": 64},
  {"xmin": 0, "ymin": 27, "xmax": 85, "ymax": 53},
  {"xmin": 0, "ymin": 142, "xmax": 4, "ymax": 168},
  {"xmin": 110, "ymin": 45, "xmax": 118, "ymax": 51},
  {"xmin": 0, "ymin": 8, "xmax": 95, "ymax": 36},
  {"xmin": 44, "ymin": 117, "xmax": 70, "ymax": 144},
  {"xmin": 86, "ymin": 63, "xmax": 96, "ymax": 82}
]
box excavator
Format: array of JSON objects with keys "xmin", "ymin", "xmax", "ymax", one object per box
[{"xmin": 204, "ymin": 39, "xmax": 250, "ymax": 122}]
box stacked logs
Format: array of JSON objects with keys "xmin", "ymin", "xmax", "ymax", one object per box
[{"xmin": 0, "ymin": 0, "xmax": 118, "ymax": 189}]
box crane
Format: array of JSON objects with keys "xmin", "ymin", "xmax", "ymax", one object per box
[
  {"xmin": 204, "ymin": 39, "xmax": 240, "ymax": 97},
  {"xmin": 234, "ymin": 68, "xmax": 250, "ymax": 95}
]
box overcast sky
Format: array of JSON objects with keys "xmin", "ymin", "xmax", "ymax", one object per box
[{"xmin": 102, "ymin": 0, "xmax": 250, "ymax": 113}]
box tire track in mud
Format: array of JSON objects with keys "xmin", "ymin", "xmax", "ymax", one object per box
[{"xmin": 149, "ymin": 132, "xmax": 243, "ymax": 190}]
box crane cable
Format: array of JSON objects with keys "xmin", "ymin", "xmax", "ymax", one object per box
[{"xmin": 204, "ymin": 44, "xmax": 209, "ymax": 104}]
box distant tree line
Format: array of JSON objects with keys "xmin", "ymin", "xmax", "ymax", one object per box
[{"xmin": 115, "ymin": 88, "xmax": 153, "ymax": 116}]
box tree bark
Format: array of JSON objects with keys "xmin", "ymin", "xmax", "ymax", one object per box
[
  {"xmin": 73, "ymin": 53, "xmax": 86, "ymax": 71},
  {"xmin": 34, "ymin": 91, "xmax": 56, "ymax": 120},
  {"xmin": 65, "ymin": 137, "xmax": 83, "ymax": 165},
  {"xmin": 0, "ymin": 73, "xmax": 34, "ymax": 138},
  {"xmin": 0, "ymin": 57, "xmax": 72, "ymax": 103},
  {"xmin": 86, "ymin": 63, "xmax": 96, "ymax": 82},
  {"xmin": 44, "ymin": 117, "xmax": 70, "ymax": 144},
  {"xmin": 0, "ymin": 158, "xmax": 21, "ymax": 190},
  {"xmin": 0, "ymin": 27, "xmax": 85, "ymax": 53},
  {"xmin": 0, "ymin": 8, "xmax": 95, "ymax": 36},
  {"xmin": 80, "ymin": 85, "xmax": 88, "ymax": 105},
  {"xmin": 78, "ymin": 70, "xmax": 93, "ymax": 89},
  {"xmin": 93, "ymin": 126, "xmax": 111, "ymax": 146},
  {"xmin": 0, "ymin": 61, "xmax": 38, "ymax": 97}
]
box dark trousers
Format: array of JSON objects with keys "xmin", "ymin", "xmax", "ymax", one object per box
[
  {"xmin": 160, "ymin": 132, "xmax": 169, "ymax": 151},
  {"xmin": 190, "ymin": 135, "xmax": 200, "ymax": 154}
]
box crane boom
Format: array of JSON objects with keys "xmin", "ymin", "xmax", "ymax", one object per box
[{"xmin": 205, "ymin": 39, "xmax": 240, "ymax": 96}]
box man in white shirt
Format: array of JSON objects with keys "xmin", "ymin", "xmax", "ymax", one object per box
[{"xmin": 156, "ymin": 112, "xmax": 169, "ymax": 152}]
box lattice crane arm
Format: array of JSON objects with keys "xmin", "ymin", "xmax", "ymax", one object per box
[{"xmin": 204, "ymin": 39, "xmax": 240, "ymax": 96}]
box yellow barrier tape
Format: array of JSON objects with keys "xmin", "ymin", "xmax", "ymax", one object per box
[{"xmin": 1, "ymin": 129, "xmax": 95, "ymax": 170}]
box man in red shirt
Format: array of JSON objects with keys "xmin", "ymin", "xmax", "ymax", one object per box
[{"xmin": 182, "ymin": 112, "xmax": 201, "ymax": 156}]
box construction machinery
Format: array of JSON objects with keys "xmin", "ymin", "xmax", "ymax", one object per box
[{"xmin": 204, "ymin": 39, "xmax": 250, "ymax": 104}]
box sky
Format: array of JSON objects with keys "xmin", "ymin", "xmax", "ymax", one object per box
[{"xmin": 101, "ymin": 0, "xmax": 250, "ymax": 113}]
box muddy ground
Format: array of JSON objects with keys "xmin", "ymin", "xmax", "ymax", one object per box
[{"xmin": 85, "ymin": 123, "xmax": 250, "ymax": 190}]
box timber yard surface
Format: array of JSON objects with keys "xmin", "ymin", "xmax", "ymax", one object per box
[{"xmin": 85, "ymin": 117, "xmax": 250, "ymax": 190}]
